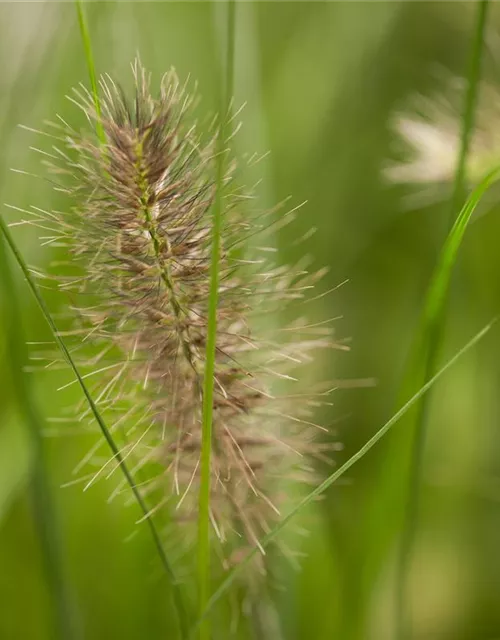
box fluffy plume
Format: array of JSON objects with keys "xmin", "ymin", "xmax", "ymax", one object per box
[
  {"xmin": 385, "ymin": 76, "xmax": 500, "ymax": 206},
  {"xmin": 19, "ymin": 61, "xmax": 340, "ymax": 569}
]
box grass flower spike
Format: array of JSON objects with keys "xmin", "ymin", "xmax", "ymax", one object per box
[
  {"xmin": 21, "ymin": 61, "xmax": 339, "ymax": 572},
  {"xmin": 386, "ymin": 78, "xmax": 500, "ymax": 198}
]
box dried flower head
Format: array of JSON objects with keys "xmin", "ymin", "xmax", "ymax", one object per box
[
  {"xmin": 385, "ymin": 76, "xmax": 500, "ymax": 205},
  {"xmin": 19, "ymin": 61, "xmax": 340, "ymax": 571}
]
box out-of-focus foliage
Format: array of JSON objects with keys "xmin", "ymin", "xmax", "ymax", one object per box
[{"xmin": 2, "ymin": 2, "xmax": 500, "ymax": 639}]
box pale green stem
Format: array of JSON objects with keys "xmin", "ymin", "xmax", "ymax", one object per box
[
  {"xmin": 197, "ymin": 2, "xmax": 236, "ymax": 639},
  {"xmin": 75, "ymin": 0, "xmax": 106, "ymax": 144},
  {"xmin": 0, "ymin": 240, "xmax": 77, "ymax": 640},
  {"xmin": 0, "ymin": 8, "xmax": 77, "ymax": 636},
  {"xmin": 449, "ymin": 0, "xmax": 490, "ymax": 222},
  {"xmin": 396, "ymin": 3, "xmax": 490, "ymax": 638}
]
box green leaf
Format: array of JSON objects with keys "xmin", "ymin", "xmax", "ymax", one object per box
[{"xmin": 197, "ymin": 3, "xmax": 236, "ymax": 640}]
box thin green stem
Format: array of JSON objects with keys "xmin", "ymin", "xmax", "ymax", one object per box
[
  {"xmin": 448, "ymin": 0, "xmax": 490, "ymax": 223},
  {"xmin": 396, "ymin": 5, "xmax": 490, "ymax": 637},
  {"xmin": 189, "ymin": 320, "xmax": 493, "ymax": 637},
  {"xmin": 197, "ymin": 2, "xmax": 236, "ymax": 639},
  {"xmin": 75, "ymin": 0, "xmax": 106, "ymax": 145},
  {"xmin": 0, "ymin": 239, "xmax": 76, "ymax": 640},
  {"xmin": 0, "ymin": 216, "xmax": 189, "ymax": 639},
  {"xmin": 0, "ymin": 7, "xmax": 77, "ymax": 636}
]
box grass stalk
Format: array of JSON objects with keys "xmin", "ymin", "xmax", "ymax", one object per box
[
  {"xmin": 396, "ymin": 4, "xmax": 490, "ymax": 637},
  {"xmin": 197, "ymin": 2, "xmax": 236, "ymax": 638},
  {"xmin": 75, "ymin": 0, "xmax": 105, "ymax": 145},
  {"xmin": 448, "ymin": 0, "xmax": 490, "ymax": 222},
  {"xmin": 0, "ymin": 240, "xmax": 76, "ymax": 640},
  {"xmin": 0, "ymin": 7, "xmax": 77, "ymax": 637},
  {"xmin": 190, "ymin": 319, "xmax": 493, "ymax": 636},
  {"xmin": 0, "ymin": 206, "xmax": 189, "ymax": 640}
]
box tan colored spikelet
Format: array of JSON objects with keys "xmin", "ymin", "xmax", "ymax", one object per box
[{"xmin": 23, "ymin": 60, "xmax": 342, "ymax": 569}]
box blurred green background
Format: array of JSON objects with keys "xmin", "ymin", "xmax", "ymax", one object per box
[{"xmin": 2, "ymin": 2, "xmax": 500, "ymax": 639}]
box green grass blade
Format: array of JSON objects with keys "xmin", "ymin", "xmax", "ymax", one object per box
[
  {"xmin": 0, "ymin": 418, "xmax": 31, "ymax": 524},
  {"xmin": 353, "ymin": 170, "xmax": 500, "ymax": 640},
  {"xmin": 197, "ymin": 2, "xmax": 236, "ymax": 639},
  {"xmin": 191, "ymin": 320, "xmax": 493, "ymax": 635},
  {"xmin": 0, "ymin": 238, "xmax": 77, "ymax": 640},
  {"xmin": 448, "ymin": 0, "xmax": 490, "ymax": 221},
  {"xmin": 0, "ymin": 7, "xmax": 78, "ymax": 637},
  {"xmin": 425, "ymin": 166, "xmax": 500, "ymax": 325},
  {"xmin": 75, "ymin": 0, "xmax": 105, "ymax": 145},
  {"xmin": 396, "ymin": 91, "xmax": 496, "ymax": 640},
  {"xmin": 0, "ymin": 216, "xmax": 189, "ymax": 639}
]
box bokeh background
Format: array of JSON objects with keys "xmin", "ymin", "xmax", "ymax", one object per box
[{"xmin": 2, "ymin": 2, "xmax": 500, "ymax": 639}]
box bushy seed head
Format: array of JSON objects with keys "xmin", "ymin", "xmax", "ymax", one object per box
[{"xmin": 22, "ymin": 61, "xmax": 340, "ymax": 570}]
